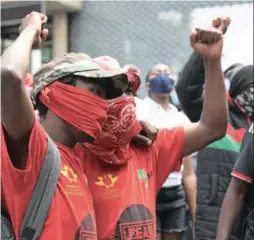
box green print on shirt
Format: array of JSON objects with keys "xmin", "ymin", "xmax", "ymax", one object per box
[
  {"xmin": 137, "ymin": 169, "xmax": 147, "ymax": 179},
  {"xmin": 207, "ymin": 134, "xmax": 242, "ymax": 152},
  {"xmin": 137, "ymin": 169, "xmax": 148, "ymax": 188}
]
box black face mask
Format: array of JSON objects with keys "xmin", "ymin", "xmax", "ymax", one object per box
[{"xmin": 229, "ymin": 65, "xmax": 253, "ymax": 99}]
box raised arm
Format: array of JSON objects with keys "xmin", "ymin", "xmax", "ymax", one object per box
[
  {"xmin": 1, "ymin": 12, "xmax": 48, "ymax": 140},
  {"xmin": 176, "ymin": 17, "xmax": 230, "ymax": 123},
  {"xmin": 182, "ymin": 27, "xmax": 227, "ymax": 157},
  {"xmin": 1, "ymin": 12, "xmax": 48, "ymax": 168}
]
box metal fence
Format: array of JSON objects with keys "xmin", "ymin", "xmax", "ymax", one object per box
[{"xmin": 69, "ymin": 1, "xmax": 253, "ymax": 97}]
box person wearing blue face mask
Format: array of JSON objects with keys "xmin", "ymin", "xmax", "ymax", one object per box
[{"xmin": 136, "ymin": 64, "xmax": 197, "ymax": 240}]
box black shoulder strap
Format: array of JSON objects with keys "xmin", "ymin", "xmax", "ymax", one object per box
[
  {"xmin": 1, "ymin": 137, "xmax": 61, "ymax": 240},
  {"xmin": 19, "ymin": 137, "xmax": 61, "ymax": 240}
]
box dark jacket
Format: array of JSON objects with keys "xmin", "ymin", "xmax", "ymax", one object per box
[{"xmin": 176, "ymin": 52, "xmax": 251, "ymax": 240}]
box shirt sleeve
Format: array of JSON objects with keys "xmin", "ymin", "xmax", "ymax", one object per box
[
  {"xmin": 1, "ymin": 121, "xmax": 48, "ymax": 191},
  {"xmin": 154, "ymin": 127, "xmax": 185, "ymax": 191},
  {"xmin": 232, "ymin": 124, "xmax": 254, "ymax": 183}
]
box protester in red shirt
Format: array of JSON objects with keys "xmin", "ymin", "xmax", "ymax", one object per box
[
  {"xmin": 75, "ymin": 25, "xmax": 228, "ymax": 239},
  {"xmin": 1, "ymin": 12, "xmax": 128, "ymax": 240}
]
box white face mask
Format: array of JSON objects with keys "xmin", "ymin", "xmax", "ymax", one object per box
[{"xmin": 224, "ymin": 78, "xmax": 230, "ymax": 91}]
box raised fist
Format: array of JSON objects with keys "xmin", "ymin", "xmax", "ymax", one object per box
[
  {"xmin": 190, "ymin": 28, "xmax": 223, "ymax": 60},
  {"xmin": 212, "ymin": 16, "xmax": 231, "ymax": 34},
  {"xmin": 19, "ymin": 11, "xmax": 49, "ymax": 49}
]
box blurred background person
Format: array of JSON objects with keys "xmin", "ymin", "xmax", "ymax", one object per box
[
  {"xmin": 176, "ymin": 17, "xmax": 253, "ymax": 240},
  {"xmin": 136, "ymin": 64, "xmax": 197, "ymax": 240},
  {"xmin": 123, "ymin": 64, "xmax": 141, "ymax": 98},
  {"xmin": 24, "ymin": 73, "xmax": 40, "ymax": 121}
]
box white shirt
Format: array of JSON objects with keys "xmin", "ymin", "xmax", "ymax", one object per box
[{"xmin": 135, "ymin": 97, "xmax": 190, "ymax": 187}]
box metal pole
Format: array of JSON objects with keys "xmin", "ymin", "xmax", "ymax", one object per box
[{"xmin": 40, "ymin": 0, "xmax": 47, "ymax": 14}]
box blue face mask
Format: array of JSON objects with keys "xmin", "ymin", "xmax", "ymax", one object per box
[
  {"xmin": 171, "ymin": 92, "xmax": 180, "ymax": 106},
  {"xmin": 149, "ymin": 73, "xmax": 174, "ymax": 94}
]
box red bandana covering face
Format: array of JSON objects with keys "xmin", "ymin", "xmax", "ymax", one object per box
[
  {"xmin": 84, "ymin": 96, "xmax": 142, "ymax": 164},
  {"xmin": 39, "ymin": 81, "xmax": 109, "ymax": 139}
]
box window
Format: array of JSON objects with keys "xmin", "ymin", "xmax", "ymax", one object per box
[{"xmin": 1, "ymin": 17, "xmax": 52, "ymax": 65}]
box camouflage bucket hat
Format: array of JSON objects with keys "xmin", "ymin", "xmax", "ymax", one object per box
[{"xmin": 32, "ymin": 53, "xmax": 128, "ymax": 101}]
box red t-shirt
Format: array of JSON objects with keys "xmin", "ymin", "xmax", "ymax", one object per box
[
  {"xmin": 1, "ymin": 121, "xmax": 97, "ymax": 240},
  {"xmin": 75, "ymin": 127, "xmax": 184, "ymax": 240}
]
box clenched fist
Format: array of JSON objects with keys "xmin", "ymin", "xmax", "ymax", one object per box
[
  {"xmin": 190, "ymin": 27, "xmax": 223, "ymax": 60},
  {"xmin": 19, "ymin": 11, "xmax": 49, "ymax": 49}
]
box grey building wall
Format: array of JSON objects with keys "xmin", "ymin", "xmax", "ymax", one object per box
[{"xmin": 69, "ymin": 1, "xmax": 250, "ymax": 97}]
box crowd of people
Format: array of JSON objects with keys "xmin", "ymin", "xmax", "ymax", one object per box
[{"xmin": 1, "ymin": 11, "xmax": 253, "ymax": 240}]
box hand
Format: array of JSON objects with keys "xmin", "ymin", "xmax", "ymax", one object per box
[
  {"xmin": 131, "ymin": 121, "xmax": 158, "ymax": 147},
  {"xmin": 19, "ymin": 11, "xmax": 49, "ymax": 49},
  {"xmin": 212, "ymin": 16, "xmax": 231, "ymax": 34},
  {"xmin": 190, "ymin": 27, "xmax": 223, "ymax": 60}
]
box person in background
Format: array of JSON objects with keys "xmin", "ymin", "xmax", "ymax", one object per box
[
  {"xmin": 217, "ymin": 122, "xmax": 254, "ymax": 240},
  {"xmin": 137, "ymin": 65, "xmax": 196, "ymax": 240},
  {"xmin": 1, "ymin": 12, "xmax": 129, "ymax": 239},
  {"xmin": 123, "ymin": 64, "xmax": 144, "ymax": 111},
  {"xmin": 24, "ymin": 72, "xmax": 33, "ymax": 94},
  {"xmin": 24, "ymin": 73, "xmax": 40, "ymax": 121},
  {"xmin": 170, "ymin": 90, "xmax": 182, "ymax": 111},
  {"xmin": 123, "ymin": 64, "xmax": 141, "ymax": 96},
  {"xmin": 176, "ymin": 16, "xmax": 253, "ymax": 240}
]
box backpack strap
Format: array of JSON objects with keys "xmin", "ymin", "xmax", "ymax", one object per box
[
  {"xmin": 19, "ymin": 137, "xmax": 61, "ymax": 240},
  {"xmin": 1, "ymin": 213, "xmax": 16, "ymax": 240}
]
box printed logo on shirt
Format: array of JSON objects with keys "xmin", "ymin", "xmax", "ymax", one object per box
[
  {"xmin": 95, "ymin": 174, "xmax": 119, "ymax": 188},
  {"xmin": 75, "ymin": 214, "xmax": 97, "ymax": 240},
  {"xmin": 61, "ymin": 165, "xmax": 78, "ymax": 183},
  {"xmin": 103, "ymin": 205, "xmax": 155, "ymax": 240},
  {"xmin": 60, "ymin": 165, "xmax": 83, "ymax": 196},
  {"xmin": 137, "ymin": 169, "xmax": 153, "ymax": 188}
]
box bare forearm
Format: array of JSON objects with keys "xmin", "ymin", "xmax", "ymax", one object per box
[
  {"xmin": 1, "ymin": 28, "xmax": 36, "ymax": 79},
  {"xmin": 1, "ymin": 28, "xmax": 37, "ymax": 140},
  {"xmin": 201, "ymin": 58, "xmax": 228, "ymax": 137},
  {"xmin": 216, "ymin": 182, "xmax": 245, "ymax": 240},
  {"xmin": 183, "ymin": 174, "xmax": 197, "ymax": 221}
]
